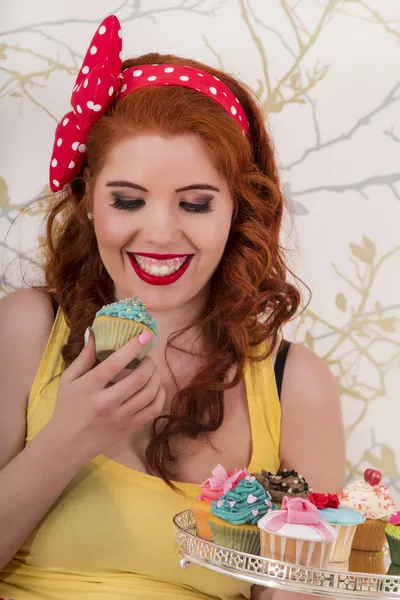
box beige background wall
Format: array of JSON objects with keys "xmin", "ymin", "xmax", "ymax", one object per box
[{"xmin": 1, "ymin": 0, "xmax": 399, "ymax": 502}]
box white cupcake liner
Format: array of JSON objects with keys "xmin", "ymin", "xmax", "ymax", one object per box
[
  {"xmin": 92, "ymin": 316, "xmax": 156, "ymax": 368},
  {"xmin": 329, "ymin": 524, "xmax": 357, "ymax": 562},
  {"xmin": 260, "ymin": 531, "xmax": 334, "ymax": 568}
]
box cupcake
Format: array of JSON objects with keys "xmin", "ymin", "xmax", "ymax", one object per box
[
  {"xmin": 253, "ymin": 469, "xmax": 311, "ymax": 506},
  {"xmin": 339, "ymin": 469, "xmax": 396, "ymax": 551},
  {"xmin": 258, "ymin": 497, "xmax": 337, "ymax": 568},
  {"xmin": 92, "ymin": 297, "xmax": 157, "ymax": 368},
  {"xmin": 193, "ymin": 465, "xmax": 247, "ymax": 541},
  {"xmin": 385, "ymin": 511, "xmax": 400, "ymax": 566},
  {"xmin": 209, "ymin": 475, "xmax": 276, "ymax": 554},
  {"xmin": 348, "ymin": 549, "xmax": 387, "ymax": 575},
  {"xmin": 387, "ymin": 562, "xmax": 400, "ymax": 576},
  {"xmin": 309, "ymin": 492, "xmax": 365, "ymax": 562}
]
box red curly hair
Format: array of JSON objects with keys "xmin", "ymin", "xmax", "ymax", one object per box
[{"xmin": 40, "ymin": 53, "xmax": 301, "ymax": 486}]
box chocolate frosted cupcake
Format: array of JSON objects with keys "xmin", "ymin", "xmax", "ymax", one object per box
[{"xmin": 253, "ymin": 469, "xmax": 311, "ymax": 504}]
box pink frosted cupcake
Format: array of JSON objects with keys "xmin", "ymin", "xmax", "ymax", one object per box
[
  {"xmin": 258, "ymin": 497, "xmax": 337, "ymax": 568},
  {"xmin": 193, "ymin": 465, "xmax": 247, "ymax": 541}
]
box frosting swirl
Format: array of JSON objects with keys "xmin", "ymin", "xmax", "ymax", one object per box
[
  {"xmin": 318, "ymin": 506, "xmax": 365, "ymax": 526},
  {"xmin": 95, "ymin": 297, "xmax": 158, "ymax": 335},
  {"xmin": 339, "ymin": 480, "xmax": 396, "ymax": 519},
  {"xmin": 211, "ymin": 475, "xmax": 275, "ymax": 525},
  {"xmin": 198, "ymin": 465, "xmax": 247, "ymax": 503},
  {"xmin": 254, "ymin": 469, "xmax": 311, "ymax": 503}
]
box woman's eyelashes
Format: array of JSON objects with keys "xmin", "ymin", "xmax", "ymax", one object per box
[
  {"xmin": 110, "ymin": 195, "xmax": 145, "ymax": 211},
  {"xmin": 110, "ymin": 193, "xmax": 215, "ymax": 214}
]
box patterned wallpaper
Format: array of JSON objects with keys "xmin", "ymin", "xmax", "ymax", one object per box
[{"xmin": 1, "ymin": 1, "xmax": 399, "ymax": 501}]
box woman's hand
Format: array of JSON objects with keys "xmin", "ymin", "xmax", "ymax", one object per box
[{"xmin": 47, "ymin": 329, "xmax": 165, "ymax": 460}]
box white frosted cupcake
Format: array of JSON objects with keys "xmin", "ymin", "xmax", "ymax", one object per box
[
  {"xmin": 258, "ymin": 497, "xmax": 337, "ymax": 568},
  {"xmin": 339, "ymin": 469, "xmax": 396, "ymax": 551}
]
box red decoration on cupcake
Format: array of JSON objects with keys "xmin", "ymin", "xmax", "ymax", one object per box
[
  {"xmin": 364, "ymin": 468, "xmax": 382, "ymax": 486},
  {"xmin": 389, "ymin": 511, "xmax": 400, "ymax": 526},
  {"xmin": 309, "ymin": 492, "xmax": 340, "ymax": 509}
]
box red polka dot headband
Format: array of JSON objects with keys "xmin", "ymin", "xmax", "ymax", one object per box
[{"xmin": 49, "ymin": 15, "xmax": 250, "ymax": 193}]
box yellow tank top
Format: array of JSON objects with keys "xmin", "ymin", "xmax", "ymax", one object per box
[{"xmin": 0, "ymin": 309, "xmax": 281, "ymax": 600}]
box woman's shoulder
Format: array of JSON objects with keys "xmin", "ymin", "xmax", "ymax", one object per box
[
  {"xmin": 0, "ymin": 287, "xmax": 55, "ymax": 332},
  {"xmin": 279, "ymin": 342, "xmax": 345, "ymax": 492},
  {"xmin": 0, "ymin": 288, "xmax": 56, "ymax": 468},
  {"xmin": 282, "ymin": 342, "xmax": 337, "ymax": 401},
  {"xmin": 0, "ymin": 288, "xmax": 56, "ymax": 378}
]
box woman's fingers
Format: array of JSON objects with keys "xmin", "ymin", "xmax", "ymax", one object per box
[
  {"xmin": 60, "ymin": 328, "xmax": 97, "ymax": 384},
  {"xmin": 131, "ymin": 386, "xmax": 166, "ymax": 428},
  {"xmin": 89, "ymin": 334, "xmax": 155, "ymax": 389},
  {"xmin": 103, "ymin": 357, "xmax": 158, "ymax": 407}
]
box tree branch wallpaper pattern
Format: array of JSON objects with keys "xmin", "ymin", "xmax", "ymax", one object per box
[{"xmin": 1, "ymin": 0, "xmax": 399, "ymax": 500}]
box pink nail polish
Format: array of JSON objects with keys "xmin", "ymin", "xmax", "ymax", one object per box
[{"xmin": 138, "ymin": 330, "xmax": 152, "ymax": 345}]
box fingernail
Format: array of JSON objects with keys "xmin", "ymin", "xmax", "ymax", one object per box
[
  {"xmin": 84, "ymin": 327, "xmax": 93, "ymax": 345},
  {"xmin": 138, "ymin": 330, "xmax": 152, "ymax": 345}
]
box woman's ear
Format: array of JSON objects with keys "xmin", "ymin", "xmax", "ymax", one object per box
[
  {"xmin": 83, "ymin": 166, "xmax": 92, "ymax": 191},
  {"xmin": 83, "ymin": 166, "xmax": 94, "ymax": 213}
]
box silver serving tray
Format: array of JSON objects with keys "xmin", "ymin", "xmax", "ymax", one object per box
[{"xmin": 173, "ymin": 510, "xmax": 400, "ymax": 598}]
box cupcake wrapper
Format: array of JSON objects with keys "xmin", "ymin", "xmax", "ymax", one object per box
[
  {"xmin": 388, "ymin": 562, "xmax": 400, "ymax": 576},
  {"xmin": 329, "ymin": 524, "xmax": 357, "ymax": 562},
  {"xmin": 351, "ymin": 519, "xmax": 387, "ymax": 552},
  {"xmin": 260, "ymin": 531, "xmax": 333, "ymax": 568},
  {"xmin": 386, "ymin": 533, "xmax": 400, "ymax": 567},
  {"xmin": 348, "ymin": 549, "xmax": 386, "ymax": 575},
  {"xmin": 209, "ymin": 520, "xmax": 260, "ymax": 555},
  {"xmin": 92, "ymin": 317, "xmax": 156, "ymax": 367},
  {"xmin": 192, "ymin": 502, "xmax": 213, "ymax": 541}
]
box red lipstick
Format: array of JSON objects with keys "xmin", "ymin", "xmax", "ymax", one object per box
[{"xmin": 128, "ymin": 253, "xmax": 193, "ymax": 286}]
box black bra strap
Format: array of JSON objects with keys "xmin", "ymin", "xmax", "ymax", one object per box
[
  {"xmin": 49, "ymin": 292, "xmax": 59, "ymax": 319},
  {"xmin": 274, "ymin": 340, "xmax": 291, "ymax": 400}
]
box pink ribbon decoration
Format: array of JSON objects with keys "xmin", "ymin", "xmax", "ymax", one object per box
[
  {"xmin": 49, "ymin": 15, "xmax": 250, "ymax": 193},
  {"xmin": 389, "ymin": 511, "xmax": 400, "ymax": 526},
  {"xmin": 197, "ymin": 465, "xmax": 248, "ymax": 502},
  {"xmin": 265, "ymin": 497, "xmax": 335, "ymax": 541}
]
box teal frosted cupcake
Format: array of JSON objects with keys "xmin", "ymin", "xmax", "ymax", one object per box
[
  {"xmin": 385, "ymin": 512, "xmax": 400, "ymax": 566},
  {"xmin": 92, "ymin": 297, "xmax": 157, "ymax": 368},
  {"xmin": 209, "ymin": 475, "xmax": 277, "ymax": 554}
]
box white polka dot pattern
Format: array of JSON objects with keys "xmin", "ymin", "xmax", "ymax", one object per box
[
  {"xmin": 117, "ymin": 63, "xmax": 249, "ymax": 134},
  {"xmin": 49, "ymin": 15, "xmax": 249, "ymax": 194},
  {"xmin": 49, "ymin": 15, "xmax": 123, "ymax": 192}
]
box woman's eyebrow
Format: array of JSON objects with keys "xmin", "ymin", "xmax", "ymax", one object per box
[
  {"xmin": 106, "ymin": 180, "xmax": 148, "ymax": 192},
  {"xmin": 105, "ymin": 181, "xmax": 220, "ymax": 193},
  {"xmin": 175, "ymin": 184, "xmax": 220, "ymax": 193}
]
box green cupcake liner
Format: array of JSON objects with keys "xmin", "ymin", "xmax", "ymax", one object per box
[
  {"xmin": 209, "ymin": 520, "xmax": 260, "ymax": 555},
  {"xmin": 388, "ymin": 562, "xmax": 400, "ymax": 576},
  {"xmin": 386, "ymin": 533, "xmax": 400, "ymax": 567}
]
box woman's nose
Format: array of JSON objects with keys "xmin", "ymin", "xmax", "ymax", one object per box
[{"xmin": 144, "ymin": 203, "xmax": 181, "ymax": 247}]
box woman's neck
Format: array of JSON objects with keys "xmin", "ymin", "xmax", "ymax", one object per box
[{"xmin": 149, "ymin": 299, "xmax": 206, "ymax": 362}]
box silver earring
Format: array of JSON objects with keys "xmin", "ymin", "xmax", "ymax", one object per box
[{"xmin": 87, "ymin": 212, "xmax": 93, "ymax": 220}]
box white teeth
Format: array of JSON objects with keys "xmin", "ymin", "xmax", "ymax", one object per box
[{"xmin": 132, "ymin": 254, "xmax": 189, "ymax": 277}]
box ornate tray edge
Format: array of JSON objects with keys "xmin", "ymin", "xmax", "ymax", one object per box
[{"xmin": 173, "ymin": 509, "xmax": 400, "ymax": 599}]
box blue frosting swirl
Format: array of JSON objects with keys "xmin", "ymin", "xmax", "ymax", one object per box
[
  {"xmin": 318, "ymin": 506, "xmax": 365, "ymax": 526},
  {"xmin": 95, "ymin": 297, "xmax": 158, "ymax": 335}
]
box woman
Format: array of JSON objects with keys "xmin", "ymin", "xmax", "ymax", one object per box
[{"xmin": 0, "ymin": 15, "xmax": 345, "ymax": 600}]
